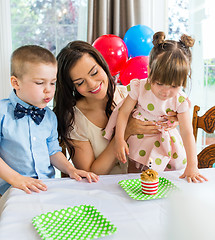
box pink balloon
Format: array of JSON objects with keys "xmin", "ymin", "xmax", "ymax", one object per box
[
  {"xmin": 92, "ymin": 34, "xmax": 128, "ymax": 76},
  {"xmin": 119, "ymin": 56, "xmax": 149, "ymax": 86}
]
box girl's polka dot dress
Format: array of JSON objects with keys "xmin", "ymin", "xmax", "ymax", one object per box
[{"xmin": 104, "ymin": 79, "xmax": 190, "ymax": 171}]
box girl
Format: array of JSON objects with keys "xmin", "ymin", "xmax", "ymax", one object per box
[
  {"xmin": 54, "ymin": 41, "xmax": 176, "ymax": 175},
  {"xmin": 104, "ymin": 32, "xmax": 207, "ymax": 183}
]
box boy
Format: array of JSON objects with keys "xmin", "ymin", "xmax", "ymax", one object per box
[{"xmin": 0, "ymin": 45, "xmax": 98, "ymax": 195}]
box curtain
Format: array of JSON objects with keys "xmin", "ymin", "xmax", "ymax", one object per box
[
  {"xmin": 0, "ymin": 0, "xmax": 12, "ymax": 99},
  {"xmin": 87, "ymin": 0, "xmax": 144, "ymax": 43}
]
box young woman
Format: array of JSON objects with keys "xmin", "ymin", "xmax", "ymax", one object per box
[{"xmin": 54, "ymin": 41, "xmax": 177, "ymax": 175}]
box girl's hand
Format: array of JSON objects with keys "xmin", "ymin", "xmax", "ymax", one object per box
[
  {"xmin": 165, "ymin": 111, "xmax": 178, "ymax": 122},
  {"xmin": 12, "ymin": 175, "xmax": 47, "ymax": 194},
  {"xmin": 114, "ymin": 139, "xmax": 129, "ymax": 163},
  {"xmin": 68, "ymin": 168, "xmax": 99, "ymax": 183},
  {"xmin": 160, "ymin": 111, "xmax": 179, "ymax": 130},
  {"xmin": 179, "ymin": 166, "xmax": 208, "ymax": 183}
]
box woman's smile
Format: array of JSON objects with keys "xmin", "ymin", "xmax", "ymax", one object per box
[{"xmin": 89, "ymin": 82, "xmax": 102, "ymax": 94}]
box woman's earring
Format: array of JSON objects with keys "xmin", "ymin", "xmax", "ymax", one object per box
[{"xmin": 72, "ymin": 88, "xmax": 76, "ymax": 96}]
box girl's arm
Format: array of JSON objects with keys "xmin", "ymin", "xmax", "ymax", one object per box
[
  {"xmin": 115, "ymin": 95, "xmax": 137, "ymax": 163},
  {"xmin": 177, "ymin": 110, "xmax": 208, "ymax": 182}
]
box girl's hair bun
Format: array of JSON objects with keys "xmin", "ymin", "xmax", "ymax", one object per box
[
  {"xmin": 180, "ymin": 34, "xmax": 195, "ymax": 48},
  {"xmin": 152, "ymin": 32, "xmax": 165, "ymax": 47}
]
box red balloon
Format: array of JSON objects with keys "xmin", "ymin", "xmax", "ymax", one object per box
[
  {"xmin": 92, "ymin": 34, "xmax": 128, "ymax": 76},
  {"xmin": 119, "ymin": 56, "xmax": 149, "ymax": 86}
]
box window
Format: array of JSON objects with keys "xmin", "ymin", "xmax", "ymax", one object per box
[
  {"xmin": 202, "ymin": 0, "xmax": 215, "ymax": 148},
  {"xmin": 168, "ymin": 0, "xmax": 189, "ymax": 39},
  {"xmin": 203, "ymin": 0, "xmax": 215, "ymax": 109},
  {"xmin": 10, "ymin": 0, "xmax": 88, "ymax": 55},
  {"xmin": 10, "ymin": 0, "xmax": 88, "ymax": 109},
  {"xmin": 168, "ymin": 0, "xmax": 215, "ymax": 153},
  {"xmin": 10, "ymin": 0, "xmax": 88, "ymax": 176}
]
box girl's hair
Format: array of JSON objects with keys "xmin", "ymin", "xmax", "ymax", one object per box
[
  {"xmin": 11, "ymin": 45, "xmax": 56, "ymax": 78},
  {"xmin": 54, "ymin": 40, "xmax": 116, "ymax": 159},
  {"xmin": 148, "ymin": 31, "xmax": 195, "ymax": 87}
]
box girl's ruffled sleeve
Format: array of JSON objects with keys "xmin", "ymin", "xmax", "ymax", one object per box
[
  {"xmin": 127, "ymin": 79, "xmax": 140, "ymax": 101},
  {"xmin": 176, "ymin": 92, "xmax": 191, "ymax": 114},
  {"xmin": 103, "ymin": 100, "xmax": 124, "ymax": 140}
]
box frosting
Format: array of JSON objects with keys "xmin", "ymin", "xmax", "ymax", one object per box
[{"xmin": 140, "ymin": 169, "xmax": 159, "ymax": 182}]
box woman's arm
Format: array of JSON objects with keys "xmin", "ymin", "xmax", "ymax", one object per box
[
  {"xmin": 70, "ymin": 138, "xmax": 117, "ymax": 175},
  {"xmin": 50, "ymin": 152, "xmax": 99, "ymax": 182},
  {"xmin": 125, "ymin": 117, "xmax": 161, "ymax": 138},
  {"xmin": 70, "ymin": 96, "xmax": 168, "ymax": 175},
  {"xmin": 70, "ymin": 117, "xmax": 163, "ymax": 175},
  {"xmin": 125, "ymin": 111, "xmax": 178, "ymax": 138},
  {"xmin": 177, "ymin": 110, "xmax": 208, "ymax": 182},
  {"xmin": 70, "ymin": 118, "xmax": 163, "ymax": 175}
]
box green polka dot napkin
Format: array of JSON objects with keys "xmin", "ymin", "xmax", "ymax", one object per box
[
  {"xmin": 118, "ymin": 177, "xmax": 178, "ymax": 200},
  {"xmin": 32, "ymin": 205, "xmax": 117, "ymax": 240}
]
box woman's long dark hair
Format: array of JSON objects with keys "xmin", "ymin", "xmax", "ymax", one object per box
[{"xmin": 54, "ymin": 41, "xmax": 116, "ymax": 159}]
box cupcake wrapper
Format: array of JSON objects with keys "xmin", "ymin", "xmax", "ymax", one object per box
[
  {"xmin": 142, "ymin": 189, "xmax": 158, "ymax": 195},
  {"xmin": 141, "ymin": 180, "xmax": 159, "ymax": 195},
  {"xmin": 141, "ymin": 185, "xmax": 158, "ymax": 191}
]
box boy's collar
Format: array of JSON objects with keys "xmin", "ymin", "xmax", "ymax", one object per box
[{"xmin": 9, "ymin": 90, "xmax": 41, "ymax": 109}]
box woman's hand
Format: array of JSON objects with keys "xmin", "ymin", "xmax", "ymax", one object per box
[
  {"xmin": 125, "ymin": 111, "xmax": 179, "ymax": 139},
  {"xmin": 163, "ymin": 111, "xmax": 178, "ymax": 122},
  {"xmin": 68, "ymin": 168, "xmax": 99, "ymax": 183},
  {"xmin": 125, "ymin": 117, "xmax": 161, "ymax": 140}
]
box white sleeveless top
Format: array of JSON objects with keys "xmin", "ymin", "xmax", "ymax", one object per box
[{"xmin": 68, "ymin": 86, "xmax": 128, "ymax": 174}]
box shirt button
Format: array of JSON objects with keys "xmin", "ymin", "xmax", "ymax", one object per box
[{"xmin": 33, "ymin": 137, "xmax": 36, "ymax": 141}]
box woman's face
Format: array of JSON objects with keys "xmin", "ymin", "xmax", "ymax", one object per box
[{"xmin": 69, "ymin": 54, "xmax": 109, "ymax": 101}]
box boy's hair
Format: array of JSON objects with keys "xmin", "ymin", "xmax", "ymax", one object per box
[
  {"xmin": 148, "ymin": 32, "xmax": 195, "ymax": 87},
  {"xmin": 11, "ymin": 45, "xmax": 56, "ymax": 78}
]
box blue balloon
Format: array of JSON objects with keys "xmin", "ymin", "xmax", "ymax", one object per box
[{"xmin": 123, "ymin": 25, "xmax": 154, "ymax": 57}]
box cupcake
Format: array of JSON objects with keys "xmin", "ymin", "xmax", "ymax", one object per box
[{"xmin": 140, "ymin": 169, "xmax": 159, "ymax": 195}]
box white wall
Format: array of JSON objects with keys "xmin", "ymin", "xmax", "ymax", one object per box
[
  {"xmin": 0, "ymin": 0, "xmax": 12, "ymax": 100},
  {"xmin": 189, "ymin": 0, "xmax": 205, "ymax": 109},
  {"xmin": 135, "ymin": 0, "xmax": 168, "ymax": 33}
]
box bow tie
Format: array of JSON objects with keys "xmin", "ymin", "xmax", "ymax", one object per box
[{"xmin": 14, "ymin": 103, "xmax": 46, "ymax": 125}]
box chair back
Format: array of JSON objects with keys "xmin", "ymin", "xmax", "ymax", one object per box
[{"xmin": 192, "ymin": 105, "xmax": 215, "ymax": 168}]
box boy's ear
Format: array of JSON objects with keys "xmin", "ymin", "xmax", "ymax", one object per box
[{"xmin": 11, "ymin": 76, "xmax": 20, "ymax": 90}]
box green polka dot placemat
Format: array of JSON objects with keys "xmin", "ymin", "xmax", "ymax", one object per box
[
  {"xmin": 32, "ymin": 205, "xmax": 117, "ymax": 240},
  {"xmin": 118, "ymin": 177, "xmax": 178, "ymax": 200}
]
